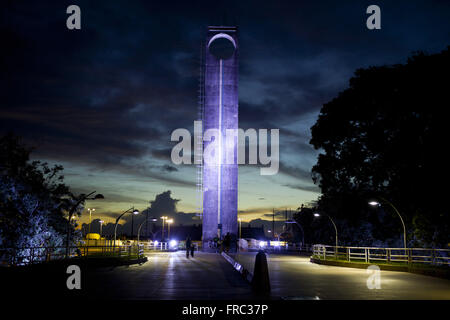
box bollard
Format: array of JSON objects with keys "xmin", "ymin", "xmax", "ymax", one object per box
[{"xmin": 251, "ymin": 250, "xmax": 271, "ymax": 294}]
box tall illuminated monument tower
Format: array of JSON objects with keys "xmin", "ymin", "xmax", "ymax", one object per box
[{"xmin": 202, "ymin": 26, "xmax": 238, "ymax": 247}]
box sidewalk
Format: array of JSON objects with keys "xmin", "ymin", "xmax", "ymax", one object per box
[{"xmin": 84, "ymin": 251, "xmax": 257, "ymax": 299}]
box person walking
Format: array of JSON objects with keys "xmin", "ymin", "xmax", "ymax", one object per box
[
  {"xmin": 190, "ymin": 242, "xmax": 195, "ymax": 258},
  {"xmin": 186, "ymin": 236, "xmax": 192, "ymax": 259},
  {"xmin": 223, "ymin": 232, "xmax": 231, "ymax": 253}
]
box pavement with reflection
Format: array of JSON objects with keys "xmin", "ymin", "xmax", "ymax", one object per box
[
  {"xmin": 233, "ymin": 252, "xmax": 450, "ymax": 300},
  {"xmin": 85, "ymin": 251, "xmax": 257, "ymax": 300}
]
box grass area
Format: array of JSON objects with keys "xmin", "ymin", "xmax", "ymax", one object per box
[{"xmin": 311, "ymin": 255, "xmax": 450, "ymax": 272}]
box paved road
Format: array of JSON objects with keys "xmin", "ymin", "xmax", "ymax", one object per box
[
  {"xmin": 233, "ymin": 252, "xmax": 450, "ymax": 299},
  {"xmin": 6, "ymin": 250, "xmax": 447, "ymax": 300},
  {"xmin": 84, "ymin": 251, "xmax": 256, "ymax": 300}
]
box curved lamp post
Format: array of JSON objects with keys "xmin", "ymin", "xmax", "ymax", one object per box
[
  {"xmin": 369, "ymin": 197, "xmax": 407, "ymax": 252},
  {"xmin": 87, "ymin": 208, "xmax": 95, "ymax": 235},
  {"xmin": 161, "ymin": 216, "xmax": 168, "ymax": 241},
  {"xmin": 137, "ymin": 217, "xmax": 157, "ymax": 242},
  {"xmin": 99, "ymin": 220, "xmax": 104, "ymax": 237},
  {"xmin": 314, "ymin": 213, "xmax": 338, "ymax": 249},
  {"xmin": 114, "ymin": 207, "xmax": 139, "ymax": 249},
  {"xmin": 238, "ymin": 218, "xmax": 242, "ymax": 239},
  {"xmin": 66, "ymin": 191, "xmax": 104, "ymax": 258},
  {"xmin": 167, "ymin": 219, "xmax": 174, "ymax": 240},
  {"xmin": 285, "ymin": 219, "xmax": 305, "ymax": 247}
]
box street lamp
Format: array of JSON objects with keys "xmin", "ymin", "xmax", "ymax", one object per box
[
  {"xmin": 167, "ymin": 219, "xmax": 174, "ymax": 239},
  {"xmin": 285, "ymin": 219, "xmax": 305, "ymax": 247},
  {"xmin": 369, "ymin": 197, "xmax": 407, "ymax": 252},
  {"xmin": 87, "ymin": 208, "xmax": 95, "ymax": 235},
  {"xmin": 114, "ymin": 207, "xmax": 140, "ymax": 249},
  {"xmin": 161, "ymin": 216, "xmax": 168, "ymax": 241},
  {"xmin": 137, "ymin": 217, "xmax": 157, "ymax": 242},
  {"xmin": 314, "ymin": 213, "xmax": 338, "ymax": 249},
  {"xmin": 131, "ymin": 208, "xmax": 140, "ymax": 239},
  {"xmin": 99, "ymin": 220, "xmax": 104, "ymax": 237},
  {"xmin": 65, "ymin": 191, "xmax": 104, "ymax": 258},
  {"xmin": 238, "ymin": 218, "xmax": 242, "ymax": 239}
]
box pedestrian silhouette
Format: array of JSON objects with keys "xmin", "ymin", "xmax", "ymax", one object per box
[
  {"xmin": 223, "ymin": 232, "xmax": 231, "ymax": 253},
  {"xmin": 190, "ymin": 242, "xmax": 195, "ymax": 258},
  {"xmin": 186, "ymin": 236, "xmax": 193, "ymax": 258}
]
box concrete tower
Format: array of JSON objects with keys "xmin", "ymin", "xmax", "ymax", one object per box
[{"xmin": 202, "ymin": 26, "xmax": 238, "ymax": 247}]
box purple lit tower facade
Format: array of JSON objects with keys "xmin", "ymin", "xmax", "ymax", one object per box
[{"xmin": 202, "ymin": 26, "xmax": 238, "ymax": 247}]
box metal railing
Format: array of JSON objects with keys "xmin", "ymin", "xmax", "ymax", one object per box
[
  {"xmin": 136, "ymin": 241, "xmax": 197, "ymax": 251},
  {"xmin": 312, "ymin": 244, "xmax": 450, "ymax": 266},
  {"xmin": 244, "ymin": 242, "xmax": 313, "ymax": 253},
  {"xmin": 0, "ymin": 245, "xmax": 145, "ymax": 267},
  {"xmin": 140, "ymin": 242, "xmax": 170, "ymax": 251}
]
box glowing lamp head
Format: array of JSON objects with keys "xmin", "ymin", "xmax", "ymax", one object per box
[
  {"xmin": 314, "ymin": 213, "xmax": 320, "ymax": 217},
  {"xmin": 153, "ymin": 240, "xmax": 159, "ymax": 246},
  {"xmin": 369, "ymin": 201, "xmax": 380, "ymax": 206},
  {"xmin": 169, "ymin": 240, "xmax": 177, "ymax": 248},
  {"xmin": 132, "ymin": 209, "xmax": 139, "ymax": 215}
]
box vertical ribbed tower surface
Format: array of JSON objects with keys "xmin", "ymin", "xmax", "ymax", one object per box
[{"xmin": 202, "ymin": 26, "xmax": 238, "ymax": 248}]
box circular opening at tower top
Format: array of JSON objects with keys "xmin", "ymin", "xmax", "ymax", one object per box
[{"xmin": 208, "ymin": 34, "xmax": 236, "ymax": 60}]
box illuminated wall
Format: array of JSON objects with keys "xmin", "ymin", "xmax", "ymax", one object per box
[{"xmin": 202, "ymin": 26, "xmax": 238, "ymax": 245}]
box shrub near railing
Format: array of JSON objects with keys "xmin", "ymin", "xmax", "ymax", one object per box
[{"xmin": 0, "ymin": 244, "xmax": 145, "ymax": 267}]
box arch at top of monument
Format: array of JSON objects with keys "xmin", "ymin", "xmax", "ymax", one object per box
[
  {"xmin": 208, "ymin": 33, "xmax": 236, "ymax": 60},
  {"xmin": 208, "ymin": 33, "xmax": 237, "ymax": 48}
]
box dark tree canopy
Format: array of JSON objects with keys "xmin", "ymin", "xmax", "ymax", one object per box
[
  {"xmin": 0, "ymin": 133, "xmax": 80, "ymax": 256},
  {"xmin": 309, "ymin": 47, "xmax": 450, "ymax": 247}
]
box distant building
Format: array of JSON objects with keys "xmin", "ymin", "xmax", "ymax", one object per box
[
  {"xmin": 241, "ymin": 224, "xmax": 267, "ymax": 240},
  {"xmin": 147, "ymin": 224, "xmax": 202, "ymax": 241}
]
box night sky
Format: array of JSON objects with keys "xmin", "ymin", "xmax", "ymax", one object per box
[{"xmin": 1, "ymin": 1, "xmax": 449, "ymax": 229}]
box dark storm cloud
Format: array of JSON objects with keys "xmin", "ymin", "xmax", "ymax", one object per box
[
  {"xmin": 94, "ymin": 190, "xmax": 201, "ymax": 234},
  {"xmin": 282, "ymin": 183, "xmax": 320, "ymax": 193},
  {"xmin": 278, "ymin": 162, "xmax": 312, "ymax": 181},
  {"xmin": 162, "ymin": 164, "xmax": 178, "ymax": 172},
  {"xmin": 1, "ymin": 0, "xmax": 450, "ymax": 192}
]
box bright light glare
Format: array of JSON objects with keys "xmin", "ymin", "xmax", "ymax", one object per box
[
  {"xmin": 314, "ymin": 213, "xmax": 320, "ymax": 217},
  {"xmin": 369, "ymin": 201, "xmax": 380, "ymax": 206},
  {"xmin": 272, "ymin": 241, "xmax": 280, "ymax": 247},
  {"xmin": 153, "ymin": 240, "xmax": 159, "ymax": 246},
  {"xmin": 169, "ymin": 240, "xmax": 177, "ymax": 247},
  {"xmin": 259, "ymin": 241, "xmax": 266, "ymax": 248}
]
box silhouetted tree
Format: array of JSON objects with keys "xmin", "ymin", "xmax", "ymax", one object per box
[
  {"xmin": 0, "ymin": 133, "xmax": 80, "ymax": 262},
  {"xmin": 310, "ymin": 47, "xmax": 450, "ymax": 247}
]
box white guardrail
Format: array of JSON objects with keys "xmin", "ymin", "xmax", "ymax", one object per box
[{"xmin": 312, "ymin": 244, "xmax": 450, "ymax": 266}]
